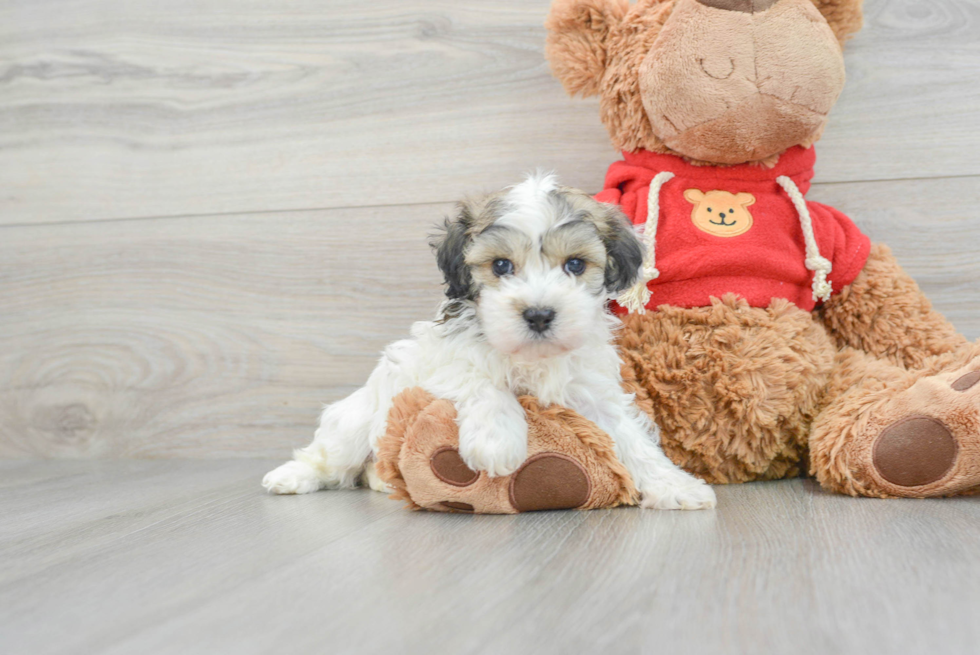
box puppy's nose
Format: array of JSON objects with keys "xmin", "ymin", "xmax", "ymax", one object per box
[
  {"xmin": 523, "ymin": 307, "xmax": 556, "ymax": 334},
  {"xmin": 696, "ymin": 0, "xmax": 779, "ymax": 13}
]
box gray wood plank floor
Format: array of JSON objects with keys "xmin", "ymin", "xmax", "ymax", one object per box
[{"xmin": 2, "ymin": 460, "xmax": 979, "ymax": 655}]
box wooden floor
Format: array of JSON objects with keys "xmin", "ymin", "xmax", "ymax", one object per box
[{"xmin": 3, "ymin": 459, "xmax": 980, "ymax": 655}]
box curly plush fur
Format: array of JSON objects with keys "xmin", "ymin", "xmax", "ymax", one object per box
[
  {"xmin": 821, "ymin": 245, "xmax": 969, "ymax": 369},
  {"xmin": 619, "ymin": 295, "xmax": 834, "ymax": 484},
  {"xmin": 547, "ymin": 0, "xmax": 674, "ymax": 155}
]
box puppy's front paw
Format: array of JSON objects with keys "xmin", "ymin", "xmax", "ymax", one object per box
[
  {"xmin": 640, "ymin": 477, "xmax": 716, "ymax": 511},
  {"xmin": 262, "ymin": 461, "xmax": 322, "ymax": 495},
  {"xmin": 361, "ymin": 461, "xmax": 392, "ymax": 494},
  {"xmin": 458, "ymin": 417, "xmax": 528, "ymax": 478}
]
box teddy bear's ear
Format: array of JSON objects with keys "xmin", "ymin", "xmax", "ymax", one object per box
[
  {"xmin": 809, "ymin": 0, "xmax": 864, "ymax": 46},
  {"xmin": 545, "ymin": 0, "xmax": 630, "ymax": 97},
  {"xmin": 735, "ymin": 192, "xmax": 756, "ymax": 207}
]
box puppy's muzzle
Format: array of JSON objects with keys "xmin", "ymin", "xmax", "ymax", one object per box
[{"xmin": 523, "ymin": 307, "xmax": 556, "ymax": 334}]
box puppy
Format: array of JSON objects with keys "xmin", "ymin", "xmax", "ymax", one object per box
[{"xmin": 263, "ymin": 173, "xmax": 716, "ymax": 510}]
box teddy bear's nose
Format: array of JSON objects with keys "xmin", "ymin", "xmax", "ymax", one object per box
[{"xmin": 696, "ymin": 0, "xmax": 780, "ymax": 13}]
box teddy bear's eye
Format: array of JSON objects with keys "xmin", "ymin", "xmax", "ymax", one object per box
[
  {"xmin": 707, "ymin": 207, "xmax": 712, "ymax": 212},
  {"xmin": 730, "ymin": 209, "xmax": 734, "ymax": 213}
]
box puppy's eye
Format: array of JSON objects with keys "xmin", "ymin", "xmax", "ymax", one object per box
[
  {"xmin": 563, "ymin": 258, "xmax": 586, "ymax": 276},
  {"xmin": 492, "ymin": 259, "xmax": 514, "ymax": 277}
]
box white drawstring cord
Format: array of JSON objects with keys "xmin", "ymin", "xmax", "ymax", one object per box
[
  {"xmin": 617, "ymin": 171, "xmax": 675, "ymax": 314},
  {"xmin": 776, "ymin": 175, "xmax": 833, "ymax": 303}
]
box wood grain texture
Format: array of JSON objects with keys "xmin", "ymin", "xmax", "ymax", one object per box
[
  {"xmin": 3, "ymin": 460, "xmax": 980, "ymax": 655},
  {"xmin": 1, "ymin": 175, "xmax": 978, "ymax": 459},
  {"xmin": 1, "ymin": 0, "xmax": 979, "ymax": 224},
  {"xmin": 0, "ymin": 204, "xmax": 449, "ymax": 458}
]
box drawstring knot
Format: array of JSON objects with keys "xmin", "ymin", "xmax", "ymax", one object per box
[{"xmin": 776, "ymin": 175, "xmax": 833, "ymax": 303}]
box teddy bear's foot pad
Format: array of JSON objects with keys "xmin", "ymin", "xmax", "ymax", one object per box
[
  {"xmin": 952, "ymin": 371, "xmax": 980, "ymax": 391},
  {"xmin": 509, "ymin": 453, "xmax": 591, "ymax": 512},
  {"xmin": 429, "ymin": 448, "xmax": 591, "ymax": 512},
  {"xmin": 863, "ymin": 359, "xmax": 980, "ymax": 497},
  {"xmin": 430, "ymin": 447, "xmax": 480, "ymax": 487},
  {"xmin": 873, "ymin": 416, "xmax": 957, "ymax": 487}
]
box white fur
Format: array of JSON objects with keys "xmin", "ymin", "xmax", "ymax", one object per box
[
  {"xmin": 263, "ymin": 174, "xmax": 716, "ymax": 510},
  {"xmin": 497, "ymin": 172, "xmax": 563, "ymax": 239}
]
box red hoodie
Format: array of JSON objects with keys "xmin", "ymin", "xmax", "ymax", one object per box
[{"xmin": 596, "ymin": 146, "xmax": 871, "ymax": 314}]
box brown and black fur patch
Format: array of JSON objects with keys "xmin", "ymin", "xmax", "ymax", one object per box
[{"xmin": 431, "ymin": 182, "xmax": 642, "ymax": 302}]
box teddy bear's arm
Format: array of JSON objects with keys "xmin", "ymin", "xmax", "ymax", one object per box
[{"xmin": 821, "ymin": 243, "xmax": 969, "ymax": 370}]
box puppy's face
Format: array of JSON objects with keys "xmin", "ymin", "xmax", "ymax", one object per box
[{"xmin": 433, "ymin": 174, "xmax": 643, "ymax": 360}]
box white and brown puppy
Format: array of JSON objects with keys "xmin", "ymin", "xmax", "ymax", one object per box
[{"xmin": 263, "ymin": 173, "xmax": 716, "ymax": 510}]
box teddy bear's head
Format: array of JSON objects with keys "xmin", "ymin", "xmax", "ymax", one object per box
[{"xmin": 546, "ymin": 0, "xmax": 863, "ymax": 165}]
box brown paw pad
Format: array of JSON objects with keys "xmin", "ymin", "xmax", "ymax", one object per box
[
  {"xmin": 509, "ymin": 453, "xmax": 591, "ymax": 512},
  {"xmin": 430, "ymin": 447, "xmax": 479, "ymax": 487},
  {"xmin": 952, "ymin": 371, "xmax": 980, "ymax": 392},
  {"xmin": 873, "ymin": 415, "xmax": 958, "ymax": 487}
]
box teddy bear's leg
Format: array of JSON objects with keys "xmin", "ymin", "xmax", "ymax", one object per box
[
  {"xmin": 376, "ymin": 389, "xmax": 639, "ymax": 513},
  {"xmin": 821, "ymin": 244, "xmax": 970, "ymax": 370},
  {"xmin": 811, "ymin": 243, "xmax": 980, "ymax": 497},
  {"xmin": 809, "ymin": 344, "xmax": 980, "ymax": 498},
  {"xmin": 618, "ymin": 295, "xmax": 835, "ymax": 484}
]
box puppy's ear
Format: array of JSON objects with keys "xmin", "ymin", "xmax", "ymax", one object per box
[
  {"xmin": 430, "ymin": 202, "xmax": 476, "ymax": 301},
  {"xmin": 597, "ymin": 206, "xmax": 644, "ymax": 294},
  {"xmin": 545, "ymin": 0, "xmax": 629, "ymax": 97}
]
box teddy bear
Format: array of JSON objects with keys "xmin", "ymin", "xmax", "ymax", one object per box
[
  {"xmin": 543, "ymin": 0, "xmax": 980, "ymax": 498},
  {"xmin": 376, "ymin": 0, "xmax": 980, "ymax": 511}
]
